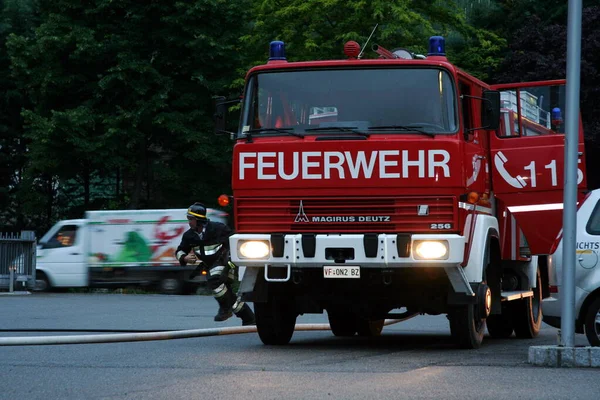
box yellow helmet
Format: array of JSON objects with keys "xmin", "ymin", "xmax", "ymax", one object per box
[{"xmin": 186, "ymin": 202, "xmax": 208, "ymax": 223}]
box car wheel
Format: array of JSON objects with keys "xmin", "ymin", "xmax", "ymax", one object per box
[{"xmin": 584, "ymin": 297, "xmax": 600, "ymax": 346}]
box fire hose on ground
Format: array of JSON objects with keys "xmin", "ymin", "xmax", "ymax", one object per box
[{"xmin": 0, "ymin": 316, "xmax": 415, "ymax": 346}]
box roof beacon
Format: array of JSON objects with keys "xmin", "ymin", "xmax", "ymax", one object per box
[
  {"xmin": 552, "ymin": 107, "xmax": 563, "ymax": 126},
  {"xmin": 427, "ymin": 36, "xmax": 446, "ymax": 57},
  {"xmin": 269, "ymin": 41, "xmax": 286, "ymax": 61}
]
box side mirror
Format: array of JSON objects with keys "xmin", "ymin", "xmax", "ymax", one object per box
[
  {"xmin": 481, "ymin": 90, "xmax": 500, "ymax": 130},
  {"xmin": 213, "ymin": 96, "xmax": 226, "ymax": 134}
]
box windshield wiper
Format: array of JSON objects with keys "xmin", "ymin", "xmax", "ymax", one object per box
[
  {"xmin": 304, "ymin": 127, "xmax": 370, "ymax": 137},
  {"xmin": 368, "ymin": 125, "xmax": 435, "ymax": 137},
  {"xmin": 245, "ymin": 128, "xmax": 305, "ymax": 137}
]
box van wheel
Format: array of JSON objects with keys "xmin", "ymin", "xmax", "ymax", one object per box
[
  {"xmin": 33, "ymin": 272, "xmax": 51, "ymax": 292},
  {"xmin": 584, "ymin": 297, "xmax": 600, "ymax": 346},
  {"xmin": 512, "ymin": 269, "xmax": 542, "ymax": 338},
  {"xmin": 159, "ymin": 276, "xmax": 183, "ymax": 295},
  {"xmin": 448, "ymin": 304, "xmax": 486, "ymax": 349}
]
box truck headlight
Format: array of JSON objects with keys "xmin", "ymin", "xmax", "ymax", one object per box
[
  {"xmin": 413, "ymin": 240, "xmax": 449, "ymax": 260},
  {"xmin": 238, "ymin": 240, "xmax": 270, "ymax": 259}
]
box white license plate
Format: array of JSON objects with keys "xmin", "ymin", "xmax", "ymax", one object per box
[{"xmin": 323, "ymin": 266, "xmax": 360, "ymax": 278}]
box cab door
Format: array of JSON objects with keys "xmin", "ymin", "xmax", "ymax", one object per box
[
  {"xmin": 37, "ymin": 222, "xmax": 87, "ymax": 287},
  {"xmin": 460, "ymin": 79, "xmax": 488, "ymax": 195},
  {"xmin": 489, "ymin": 80, "xmax": 587, "ymax": 255}
]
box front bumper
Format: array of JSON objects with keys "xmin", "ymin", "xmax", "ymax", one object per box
[
  {"xmin": 230, "ymin": 233, "xmax": 465, "ymax": 268},
  {"xmin": 542, "ymin": 288, "xmax": 590, "ymax": 333},
  {"xmin": 542, "ymin": 296, "xmax": 561, "ymax": 328}
]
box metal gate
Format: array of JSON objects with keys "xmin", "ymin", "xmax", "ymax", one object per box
[{"xmin": 0, "ymin": 231, "xmax": 36, "ymax": 292}]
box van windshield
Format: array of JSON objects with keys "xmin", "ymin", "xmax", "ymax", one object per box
[
  {"xmin": 240, "ymin": 68, "xmax": 458, "ymax": 136},
  {"xmin": 40, "ymin": 224, "xmax": 78, "ymax": 248}
]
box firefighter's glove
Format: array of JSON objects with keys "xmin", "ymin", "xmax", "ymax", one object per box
[
  {"xmin": 189, "ymin": 261, "xmax": 207, "ymax": 280},
  {"xmin": 183, "ymin": 253, "xmax": 197, "ymax": 264}
]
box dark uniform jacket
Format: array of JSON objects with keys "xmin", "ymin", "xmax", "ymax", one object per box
[{"xmin": 175, "ymin": 221, "xmax": 233, "ymax": 269}]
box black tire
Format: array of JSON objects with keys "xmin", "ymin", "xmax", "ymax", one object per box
[
  {"xmin": 486, "ymin": 311, "xmax": 514, "ymax": 339},
  {"xmin": 159, "ymin": 276, "xmax": 183, "ymax": 295},
  {"xmin": 255, "ymin": 295, "xmax": 297, "ymax": 345},
  {"xmin": 448, "ymin": 304, "xmax": 486, "ymax": 349},
  {"xmin": 33, "ymin": 271, "xmax": 51, "ymax": 292},
  {"xmin": 512, "ymin": 269, "xmax": 542, "ymax": 338},
  {"xmin": 328, "ymin": 312, "xmax": 357, "ymax": 337},
  {"xmin": 584, "ymin": 297, "xmax": 600, "ymax": 346},
  {"xmin": 356, "ymin": 318, "xmax": 385, "ymax": 337}
]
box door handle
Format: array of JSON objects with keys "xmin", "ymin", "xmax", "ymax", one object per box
[{"xmin": 70, "ymin": 252, "xmax": 81, "ymax": 255}]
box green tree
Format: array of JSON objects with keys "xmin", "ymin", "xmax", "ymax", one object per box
[
  {"xmin": 7, "ymin": 0, "xmax": 250, "ymax": 230},
  {"xmin": 0, "ymin": 0, "xmax": 39, "ymax": 231},
  {"xmin": 240, "ymin": 0, "xmax": 505, "ymax": 80}
]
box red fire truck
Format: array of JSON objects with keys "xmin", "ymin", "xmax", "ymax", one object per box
[{"xmin": 214, "ymin": 36, "xmax": 587, "ymax": 348}]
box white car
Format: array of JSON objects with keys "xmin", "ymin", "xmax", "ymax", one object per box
[{"xmin": 543, "ymin": 189, "xmax": 600, "ymax": 346}]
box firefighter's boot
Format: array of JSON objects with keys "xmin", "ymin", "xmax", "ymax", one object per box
[
  {"xmin": 214, "ymin": 300, "xmax": 233, "ymax": 322},
  {"xmin": 233, "ymin": 299, "xmax": 256, "ymax": 326},
  {"xmin": 213, "ymin": 289, "xmax": 234, "ymax": 322}
]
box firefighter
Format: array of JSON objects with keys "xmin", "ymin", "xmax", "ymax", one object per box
[{"xmin": 175, "ymin": 202, "xmax": 255, "ymax": 325}]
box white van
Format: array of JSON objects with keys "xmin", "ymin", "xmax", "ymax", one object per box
[
  {"xmin": 542, "ymin": 189, "xmax": 600, "ymax": 345},
  {"xmin": 34, "ymin": 208, "xmax": 229, "ymax": 294}
]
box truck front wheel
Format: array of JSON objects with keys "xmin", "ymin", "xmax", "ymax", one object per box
[
  {"xmin": 448, "ymin": 304, "xmax": 486, "ymax": 349},
  {"xmin": 255, "ymin": 295, "xmax": 297, "ymax": 345},
  {"xmin": 356, "ymin": 318, "xmax": 385, "ymax": 337},
  {"xmin": 328, "ymin": 312, "xmax": 357, "ymax": 337}
]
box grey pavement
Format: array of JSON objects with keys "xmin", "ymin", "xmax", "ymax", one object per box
[{"xmin": 1, "ymin": 293, "xmax": 598, "ymax": 400}]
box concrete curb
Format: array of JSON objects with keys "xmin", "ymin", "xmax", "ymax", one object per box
[
  {"xmin": 0, "ymin": 291, "xmax": 31, "ymax": 296},
  {"xmin": 529, "ymin": 345, "xmax": 600, "ymax": 368}
]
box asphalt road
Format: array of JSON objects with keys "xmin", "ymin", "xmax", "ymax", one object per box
[{"xmin": 0, "ymin": 293, "xmax": 597, "ymax": 400}]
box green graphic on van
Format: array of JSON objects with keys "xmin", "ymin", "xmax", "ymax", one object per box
[{"xmin": 115, "ymin": 231, "xmax": 152, "ymax": 262}]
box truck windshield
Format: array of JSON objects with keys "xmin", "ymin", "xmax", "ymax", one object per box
[{"xmin": 240, "ymin": 68, "xmax": 458, "ymax": 136}]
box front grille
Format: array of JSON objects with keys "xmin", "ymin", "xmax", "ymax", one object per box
[{"xmin": 236, "ymin": 196, "xmax": 456, "ymax": 233}]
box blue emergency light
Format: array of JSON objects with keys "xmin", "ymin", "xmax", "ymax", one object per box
[
  {"xmin": 269, "ymin": 41, "xmax": 286, "ymax": 61},
  {"xmin": 428, "ymin": 36, "xmax": 446, "ymax": 56},
  {"xmin": 552, "ymin": 107, "xmax": 563, "ymax": 125}
]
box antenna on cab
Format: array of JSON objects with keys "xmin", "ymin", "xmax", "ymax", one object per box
[{"xmin": 358, "ymin": 23, "xmax": 378, "ymax": 59}]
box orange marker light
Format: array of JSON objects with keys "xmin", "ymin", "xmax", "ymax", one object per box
[
  {"xmin": 467, "ymin": 192, "xmax": 479, "ymax": 204},
  {"xmin": 218, "ymin": 194, "xmax": 231, "ymax": 207}
]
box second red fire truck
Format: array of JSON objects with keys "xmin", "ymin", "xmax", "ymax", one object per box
[{"xmin": 215, "ymin": 36, "xmax": 587, "ymax": 348}]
